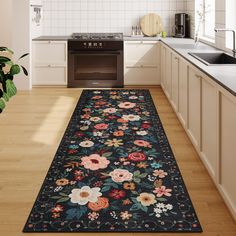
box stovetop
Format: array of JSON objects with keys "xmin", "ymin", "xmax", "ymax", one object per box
[{"xmin": 71, "ymin": 33, "xmax": 123, "ymax": 41}]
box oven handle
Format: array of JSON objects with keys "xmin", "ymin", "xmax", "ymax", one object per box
[{"xmin": 69, "ymin": 50, "xmax": 121, "ymax": 55}]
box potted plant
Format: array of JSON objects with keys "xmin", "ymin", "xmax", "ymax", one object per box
[{"xmin": 0, "ymin": 47, "xmax": 28, "ymax": 113}]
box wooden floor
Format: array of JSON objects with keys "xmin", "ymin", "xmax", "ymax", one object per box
[{"xmin": 0, "ymin": 86, "xmax": 236, "ymax": 236}]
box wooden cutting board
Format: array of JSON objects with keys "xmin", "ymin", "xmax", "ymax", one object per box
[{"xmin": 140, "ymin": 13, "xmax": 163, "ymax": 36}]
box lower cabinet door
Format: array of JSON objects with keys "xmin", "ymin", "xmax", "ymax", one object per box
[
  {"xmin": 201, "ymin": 77, "xmax": 218, "ymax": 179},
  {"xmin": 188, "ymin": 66, "xmax": 201, "ymax": 150},
  {"xmin": 178, "ymin": 59, "xmax": 188, "ymax": 127},
  {"xmin": 165, "ymin": 49, "xmax": 172, "ymax": 99},
  {"xmin": 33, "ymin": 66, "xmax": 67, "ymax": 85},
  {"xmin": 171, "ymin": 54, "xmax": 179, "ymax": 112},
  {"xmin": 220, "ymin": 92, "xmax": 236, "ymax": 215},
  {"xmin": 124, "ymin": 67, "xmax": 158, "ymax": 85}
]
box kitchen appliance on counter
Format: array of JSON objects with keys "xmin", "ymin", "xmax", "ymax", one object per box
[
  {"xmin": 68, "ymin": 33, "xmax": 124, "ymax": 88},
  {"xmin": 174, "ymin": 13, "xmax": 190, "ymax": 38}
]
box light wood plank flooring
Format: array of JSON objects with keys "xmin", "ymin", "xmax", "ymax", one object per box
[{"xmin": 0, "ymin": 87, "xmax": 236, "ymax": 236}]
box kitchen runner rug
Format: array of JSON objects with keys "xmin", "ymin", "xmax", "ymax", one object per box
[{"xmin": 23, "ymin": 89, "xmax": 202, "ymax": 233}]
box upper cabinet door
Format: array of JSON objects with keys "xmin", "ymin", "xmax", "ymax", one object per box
[
  {"xmin": 33, "ymin": 41, "xmax": 67, "ymax": 65},
  {"xmin": 125, "ymin": 41, "xmax": 158, "ymax": 66}
]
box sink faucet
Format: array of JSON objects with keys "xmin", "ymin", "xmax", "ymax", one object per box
[{"xmin": 214, "ymin": 28, "xmax": 236, "ymax": 57}]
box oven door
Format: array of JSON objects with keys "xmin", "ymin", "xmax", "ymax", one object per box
[{"xmin": 68, "ymin": 50, "xmax": 123, "ymax": 88}]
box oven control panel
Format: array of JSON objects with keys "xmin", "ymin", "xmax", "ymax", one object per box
[{"xmin": 82, "ymin": 42, "xmax": 103, "ymax": 49}]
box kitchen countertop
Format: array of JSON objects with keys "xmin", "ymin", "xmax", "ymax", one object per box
[
  {"xmin": 32, "ymin": 36, "xmax": 71, "ymax": 41},
  {"xmin": 161, "ymin": 38, "xmax": 236, "ymax": 96},
  {"xmin": 32, "ymin": 35, "xmax": 236, "ymax": 96}
]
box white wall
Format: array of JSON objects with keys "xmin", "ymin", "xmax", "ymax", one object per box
[
  {"xmin": 0, "ymin": 0, "xmax": 32, "ymax": 90},
  {"xmin": 12, "ymin": 0, "xmax": 31, "ymax": 90},
  {"xmin": 0, "ymin": 1, "xmax": 13, "ymax": 47},
  {"xmin": 42, "ymin": 0, "xmax": 188, "ymax": 37}
]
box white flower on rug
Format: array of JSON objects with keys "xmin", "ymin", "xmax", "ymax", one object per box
[
  {"xmin": 136, "ymin": 131, "xmax": 148, "ymax": 136},
  {"xmin": 93, "ymin": 131, "xmax": 103, "ymax": 137},
  {"xmin": 80, "ymin": 126, "xmax": 89, "ymax": 131},
  {"xmin": 109, "ymin": 169, "xmax": 133, "ymax": 183},
  {"xmin": 153, "ymin": 203, "xmax": 173, "ymax": 218},
  {"xmin": 122, "ymin": 114, "xmax": 141, "ymax": 121},
  {"xmin": 129, "ymin": 96, "xmax": 138, "ymax": 99},
  {"xmin": 103, "ymin": 108, "xmax": 117, "ymax": 113},
  {"xmin": 79, "ymin": 140, "xmax": 94, "ymax": 148},
  {"xmin": 90, "ymin": 117, "xmax": 101, "ymax": 122},
  {"xmin": 118, "ymin": 102, "xmax": 136, "ymax": 109},
  {"xmin": 137, "ymin": 192, "xmax": 157, "ymax": 206},
  {"xmin": 69, "ymin": 186, "xmax": 102, "ymax": 205}
]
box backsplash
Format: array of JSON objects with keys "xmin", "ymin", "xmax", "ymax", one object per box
[{"xmin": 42, "ymin": 0, "xmax": 188, "ymax": 36}]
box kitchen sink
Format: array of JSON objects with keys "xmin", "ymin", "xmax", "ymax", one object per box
[{"xmin": 189, "ymin": 52, "xmax": 236, "ymax": 65}]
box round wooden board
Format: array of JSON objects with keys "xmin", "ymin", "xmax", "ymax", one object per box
[{"xmin": 140, "ymin": 13, "xmax": 163, "ymax": 36}]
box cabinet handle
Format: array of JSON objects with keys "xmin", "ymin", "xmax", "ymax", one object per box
[
  {"xmin": 195, "ymin": 74, "xmax": 201, "ymax": 79},
  {"xmin": 48, "ymin": 41, "xmax": 51, "ymax": 44},
  {"xmin": 174, "ymin": 57, "xmax": 179, "ymax": 60},
  {"xmin": 48, "ymin": 64, "xmax": 51, "ymax": 67}
]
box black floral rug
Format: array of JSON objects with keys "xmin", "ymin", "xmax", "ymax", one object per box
[{"xmin": 23, "ymin": 89, "xmax": 202, "ymax": 232}]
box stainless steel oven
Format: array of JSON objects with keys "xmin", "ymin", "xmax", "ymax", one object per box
[{"xmin": 68, "ymin": 33, "xmax": 124, "ymax": 88}]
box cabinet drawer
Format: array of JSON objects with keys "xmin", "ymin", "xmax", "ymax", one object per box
[
  {"xmin": 33, "ymin": 41, "xmax": 67, "ymax": 64},
  {"xmin": 33, "ymin": 66, "xmax": 67, "ymax": 85},
  {"xmin": 124, "ymin": 67, "xmax": 158, "ymax": 85},
  {"xmin": 125, "ymin": 42, "xmax": 158, "ymax": 64}
]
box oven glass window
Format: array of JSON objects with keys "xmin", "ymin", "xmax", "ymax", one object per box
[{"xmin": 74, "ymin": 54, "xmax": 117, "ymax": 80}]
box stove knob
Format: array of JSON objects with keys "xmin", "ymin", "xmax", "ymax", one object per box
[
  {"xmin": 93, "ymin": 43, "xmax": 97, "ymax": 47},
  {"xmin": 88, "ymin": 42, "xmax": 92, "ymax": 47},
  {"xmin": 99, "ymin": 43, "xmax": 103, "ymax": 47},
  {"xmin": 83, "ymin": 42, "xmax": 87, "ymax": 47}
]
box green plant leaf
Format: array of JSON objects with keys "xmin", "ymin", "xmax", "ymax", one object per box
[
  {"xmin": 0, "ymin": 47, "xmax": 13, "ymax": 54},
  {"xmin": 20, "ymin": 65, "xmax": 28, "ymax": 76},
  {"xmin": 18, "ymin": 53, "xmax": 29, "ymax": 60},
  {"xmin": 10, "ymin": 64, "xmax": 21, "ymax": 75},
  {"xmin": 0, "ymin": 56, "xmax": 11, "ymax": 63},
  {"xmin": 0, "ymin": 98, "xmax": 6, "ymax": 110}
]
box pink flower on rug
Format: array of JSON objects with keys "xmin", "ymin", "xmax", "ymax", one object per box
[
  {"xmin": 92, "ymin": 95, "xmax": 102, "ymax": 100},
  {"xmin": 94, "ymin": 123, "xmax": 109, "ymax": 130},
  {"xmin": 153, "ymin": 170, "xmax": 168, "ymax": 178},
  {"xmin": 103, "ymin": 108, "xmax": 117, "ymax": 113},
  {"xmin": 128, "ymin": 152, "xmax": 146, "ymax": 162},
  {"xmin": 81, "ymin": 154, "xmax": 110, "ymax": 170},
  {"xmin": 153, "ymin": 186, "xmax": 172, "ymax": 197},
  {"xmin": 134, "ymin": 140, "xmax": 152, "ymax": 148},
  {"xmin": 109, "ymin": 169, "xmax": 133, "ymax": 183},
  {"xmin": 118, "ymin": 102, "xmax": 136, "ymax": 109}
]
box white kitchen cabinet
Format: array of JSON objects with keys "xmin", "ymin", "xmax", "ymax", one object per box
[
  {"xmin": 32, "ymin": 40, "xmax": 67, "ymax": 86},
  {"xmin": 178, "ymin": 58, "xmax": 188, "ymax": 127},
  {"xmin": 160, "ymin": 45, "xmax": 166, "ymax": 89},
  {"xmin": 165, "ymin": 48, "xmax": 172, "ymax": 99},
  {"xmin": 201, "ymin": 76, "xmax": 218, "ymax": 179},
  {"xmin": 124, "ymin": 41, "xmax": 160, "ymax": 85},
  {"xmin": 171, "ymin": 53, "xmax": 179, "ymax": 112},
  {"xmin": 160, "ymin": 41, "xmax": 236, "ymax": 221},
  {"xmin": 187, "ymin": 65, "xmax": 201, "ymax": 150},
  {"xmin": 219, "ymin": 91, "xmax": 236, "ymax": 217}
]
